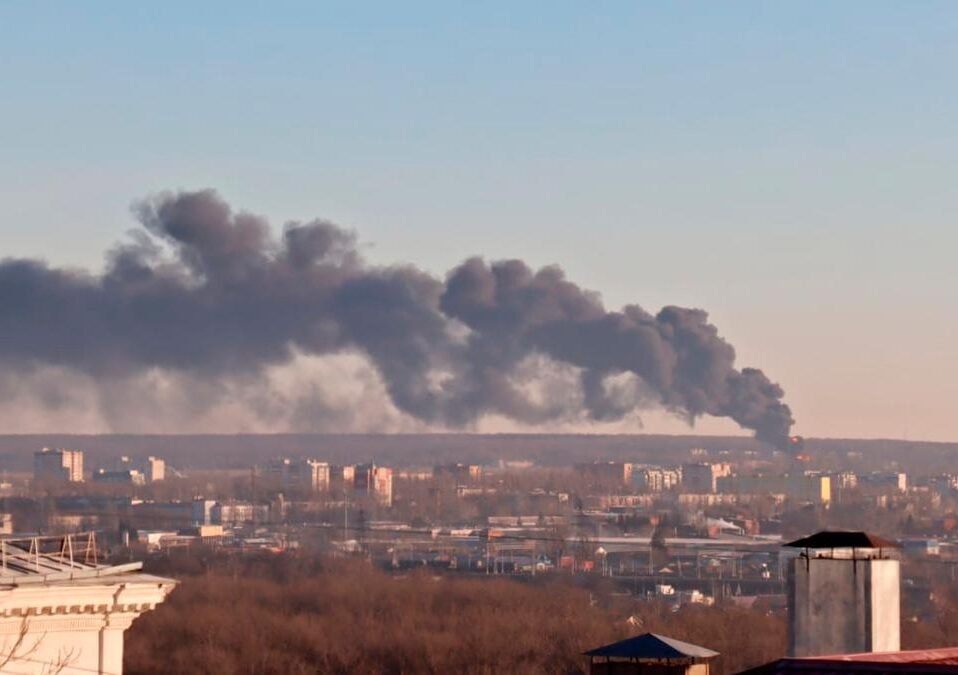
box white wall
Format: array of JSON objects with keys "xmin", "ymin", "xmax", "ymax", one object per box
[{"xmin": 788, "ymin": 556, "xmax": 900, "ymax": 657}]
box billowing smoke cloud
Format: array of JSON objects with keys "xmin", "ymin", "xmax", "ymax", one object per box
[{"xmin": 0, "ymin": 190, "xmax": 793, "ymax": 443}]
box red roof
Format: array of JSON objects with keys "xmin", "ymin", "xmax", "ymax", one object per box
[{"xmin": 739, "ymin": 648, "xmax": 958, "ymax": 674}]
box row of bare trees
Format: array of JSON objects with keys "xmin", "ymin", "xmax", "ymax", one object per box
[{"xmin": 124, "ymin": 550, "xmax": 787, "ymax": 675}]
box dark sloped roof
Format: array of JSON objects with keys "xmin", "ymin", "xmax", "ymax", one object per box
[
  {"xmin": 585, "ymin": 633, "xmax": 718, "ymax": 660},
  {"xmin": 784, "ymin": 531, "xmax": 899, "ymax": 550},
  {"xmin": 738, "ymin": 648, "xmax": 958, "ymax": 674}
]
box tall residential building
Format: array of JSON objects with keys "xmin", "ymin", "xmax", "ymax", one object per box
[
  {"xmin": 265, "ymin": 457, "xmax": 330, "ymax": 492},
  {"xmin": 354, "ymin": 464, "xmax": 394, "ymax": 507},
  {"xmin": 634, "ymin": 466, "xmax": 682, "ymax": 493},
  {"xmin": 192, "ymin": 498, "xmax": 217, "ymax": 526},
  {"xmin": 145, "ymin": 456, "xmax": 166, "ymax": 482},
  {"xmin": 302, "ymin": 459, "xmax": 331, "ymax": 491},
  {"xmin": 34, "ymin": 447, "xmax": 84, "ymax": 482}
]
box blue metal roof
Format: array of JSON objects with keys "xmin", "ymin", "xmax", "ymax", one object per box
[{"xmin": 584, "ymin": 633, "xmax": 719, "ymax": 660}]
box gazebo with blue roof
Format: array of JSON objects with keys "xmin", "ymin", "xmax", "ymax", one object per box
[{"xmin": 585, "ymin": 632, "xmax": 719, "ymax": 674}]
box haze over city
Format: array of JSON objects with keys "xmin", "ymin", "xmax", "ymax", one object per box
[{"xmin": 4, "ymin": 5, "xmax": 958, "ymax": 675}]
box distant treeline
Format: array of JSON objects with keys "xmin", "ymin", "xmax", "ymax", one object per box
[{"xmin": 1, "ymin": 433, "xmax": 957, "ymax": 472}]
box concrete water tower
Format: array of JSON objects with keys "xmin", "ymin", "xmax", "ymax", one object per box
[{"xmin": 785, "ymin": 530, "xmax": 900, "ymax": 657}]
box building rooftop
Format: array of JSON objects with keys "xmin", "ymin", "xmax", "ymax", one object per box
[
  {"xmin": 0, "ymin": 532, "xmax": 146, "ymax": 585},
  {"xmin": 739, "ymin": 647, "xmax": 958, "ymax": 674},
  {"xmin": 784, "ymin": 531, "xmax": 899, "ymax": 550},
  {"xmin": 585, "ymin": 633, "xmax": 718, "ymax": 661}
]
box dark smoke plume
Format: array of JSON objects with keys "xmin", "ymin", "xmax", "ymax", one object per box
[{"xmin": 0, "ymin": 190, "xmax": 793, "ymax": 442}]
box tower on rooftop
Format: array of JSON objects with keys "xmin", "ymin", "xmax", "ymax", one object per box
[{"xmin": 785, "ymin": 530, "xmax": 900, "ymax": 657}]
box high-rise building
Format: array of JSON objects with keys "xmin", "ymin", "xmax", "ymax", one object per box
[
  {"xmin": 680, "ymin": 462, "xmax": 731, "ymax": 493},
  {"xmin": 34, "ymin": 447, "xmax": 84, "ymax": 482},
  {"xmin": 302, "ymin": 459, "xmax": 331, "ymax": 491},
  {"xmin": 192, "ymin": 498, "xmax": 217, "ymax": 526},
  {"xmin": 144, "ymin": 456, "xmax": 166, "ymax": 482},
  {"xmin": 633, "ymin": 466, "xmax": 681, "ymax": 493},
  {"xmin": 265, "ymin": 457, "xmax": 330, "ymax": 492},
  {"xmin": 354, "ymin": 464, "xmax": 393, "ymax": 507}
]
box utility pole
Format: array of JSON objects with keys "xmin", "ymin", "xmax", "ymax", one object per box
[{"xmin": 343, "ymin": 491, "xmax": 349, "ymax": 543}]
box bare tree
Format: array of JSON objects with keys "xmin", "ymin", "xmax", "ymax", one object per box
[{"xmin": 0, "ymin": 617, "xmax": 78, "ymax": 675}]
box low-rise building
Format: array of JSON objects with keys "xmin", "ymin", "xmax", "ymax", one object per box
[
  {"xmin": 857, "ymin": 472, "xmax": 908, "ymax": 494},
  {"xmin": 575, "ymin": 461, "xmax": 634, "ymax": 485},
  {"xmin": 433, "ymin": 463, "xmax": 483, "ymax": 482},
  {"xmin": 717, "ymin": 473, "xmax": 831, "ymax": 504},
  {"xmin": 92, "ymin": 469, "xmax": 146, "ymax": 486},
  {"xmin": 212, "ymin": 501, "xmax": 270, "ymax": 526}
]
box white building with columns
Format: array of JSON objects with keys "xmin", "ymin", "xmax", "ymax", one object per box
[{"xmin": 0, "ymin": 533, "xmax": 175, "ymax": 674}]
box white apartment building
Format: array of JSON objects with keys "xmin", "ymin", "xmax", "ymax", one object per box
[
  {"xmin": 354, "ymin": 464, "xmax": 393, "ymax": 507},
  {"xmin": 144, "ymin": 456, "xmax": 165, "ymax": 482},
  {"xmin": 265, "ymin": 458, "xmax": 330, "ymax": 492}
]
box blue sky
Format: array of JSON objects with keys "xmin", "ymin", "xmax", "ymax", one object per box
[{"xmin": 2, "ymin": 2, "xmax": 956, "ymax": 438}]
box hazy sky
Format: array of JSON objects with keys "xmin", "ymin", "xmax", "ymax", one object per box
[{"xmin": 1, "ymin": 2, "xmax": 956, "ymax": 439}]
